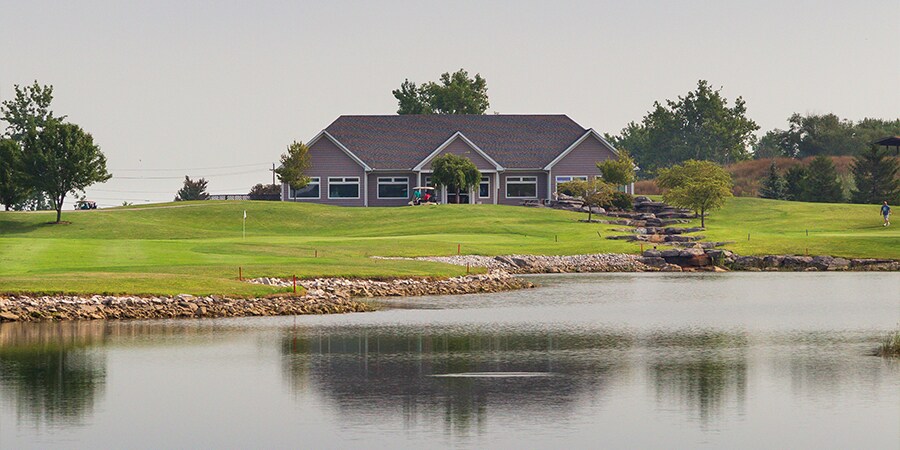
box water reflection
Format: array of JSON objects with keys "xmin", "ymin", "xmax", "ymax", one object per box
[
  {"xmin": 0, "ymin": 322, "xmax": 108, "ymax": 426},
  {"xmin": 646, "ymin": 330, "xmax": 748, "ymax": 426},
  {"xmin": 282, "ymin": 327, "xmax": 632, "ymax": 433}
]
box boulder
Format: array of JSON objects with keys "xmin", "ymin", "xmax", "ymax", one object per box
[
  {"xmin": 660, "ymin": 264, "xmax": 683, "ymax": 272},
  {"xmin": 730, "ymin": 255, "xmax": 764, "ymax": 270},
  {"xmin": 642, "ymin": 249, "xmax": 663, "ymax": 258},
  {"xmin": 762, "ymin": 255, "xmax": 785, "ymax": 268},
  {"xmin": 782, "ymin": 256, "xmax": 813, "ymax": 270},
  {"xmin": 640, "ymin": 256, "xmax": 668, "ymax": 267}
]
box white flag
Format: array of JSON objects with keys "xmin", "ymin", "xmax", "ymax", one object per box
[{"xmin": 243, "ymin": 210, "xmax": 247, "ymax": 219}]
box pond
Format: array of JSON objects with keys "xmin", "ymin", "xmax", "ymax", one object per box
[{"xmin": 1, "ymin": 273, "xmax": 898, "ymax": 449}]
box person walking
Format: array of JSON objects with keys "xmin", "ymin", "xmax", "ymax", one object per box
[{"xmin": 882, "ymin": 201, "xmax": 891, "ymax": 226}]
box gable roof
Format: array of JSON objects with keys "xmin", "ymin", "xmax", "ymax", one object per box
[
  {"xmin": 322, "ymin": 115, "xmax": 589, "ymax": 169},
  {"xmin": 413, "ymin": 131, "xmax": 504, "ymax": 171}
]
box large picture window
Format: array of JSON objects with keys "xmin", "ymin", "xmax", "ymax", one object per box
[
  {"xmin": 328, "ymin": 177, "xmax": 360, "ymax": 199},
  {"xmin": 479, "ymin": 176, "xmax": 490, "ymax": 198},
  {"xmin": 506, "ymin": 176, "xmax": 538, "ymax": 198},
  {"xmin": 289, "ymin": 177, "xmax": 320, "ymax": 199},
  {"xmin": 377, "ymin": 177, "xmax": 409, "ymax": 199}
]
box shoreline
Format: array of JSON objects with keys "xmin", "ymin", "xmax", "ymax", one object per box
[
  {"xmin": 0, "ymin": 272, "xmax": 534, "ymax": 323},
  {"xmin": 2, "ymin": 251, "xmax": 896, "ymax": 323}
]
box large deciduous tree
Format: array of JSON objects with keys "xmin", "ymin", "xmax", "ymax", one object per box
[
  {"xmin": 430, "ymin": 153, "xmax": 481, "ymax": 204},
  {"xmin": 0, "ymin": 138, "xmax": 30, "ymax": 210},
  {"xmin": 850, "ymin": 145, "xmax": 900, "ymax": 204},
  {"xmin": 393, "ymin": 69, "xmax": 489, "ymax": 115},
  {"xmin": 1, "ymin": 82, "xmax": 61, "ymax": 141},
  {"xmin": 174, "ymin": 176, "xmax": 210, "ymax": 201},
  {"xmin": 274, "ymin": 141, "xmax": 311, "ymax": 190},
  {"xmin": 657, "ymin": 160, "xmax": 733, "ymax": 228},
  {"xmin": 607, "ymin": 80, "xmax": 758, "ymax": 175},
  {"xmin": 22, "ymin": 120, "xmax": 111, "ymax": 222}
]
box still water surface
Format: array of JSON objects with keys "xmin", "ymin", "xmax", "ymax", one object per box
[{"xmin": 1, "ymin": 273, "xmax": 898, "ymax": 449}]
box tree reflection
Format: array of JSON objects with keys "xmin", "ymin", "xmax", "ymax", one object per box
[
  {"xmin": 0, "ymin": 322, "xmax": 108, "ymax": 426},
  {"xmin": 647, "ymin": 330, "xmax": 748, "ymax": 426},
  {"xmin": 281, "ymin": 328, "xmax": 632, "ymax": 434}
]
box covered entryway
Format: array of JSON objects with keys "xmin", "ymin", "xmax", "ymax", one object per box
[{"xmin": 446, "ymin": 185, "xmax": 470, "ymax": 204}]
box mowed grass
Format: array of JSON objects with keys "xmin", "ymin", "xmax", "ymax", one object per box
[{"xmin": 0, "ymin": 198, "xmax": 896, "ymax": 296}]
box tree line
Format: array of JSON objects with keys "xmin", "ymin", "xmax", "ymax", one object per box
[
  {"xmin": 390, "ymin": 71, "xmax": 898, "ymax": 205},
  {"xmin": 0, "ymin": 82, "xmax": 111, "ymax": 222}
]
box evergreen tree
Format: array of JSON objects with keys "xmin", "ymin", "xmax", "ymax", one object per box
[
  {"xmin": 850, "ymin": 145, "xmax": 900, "ymax": 204},
  {"xmin": 758, "ymin": 160, "xmax": 787, "ymax": 200},
  {"xmin": 174, "ymin": 176, "xmax": 210, "ymax": 201},
  {"xmin": 803, "ymin": 156, "xmax": 844, "ymax": 203},
  {"xmin": 783, "ymin": 165, "xmax": 808, "ymax": 201}
]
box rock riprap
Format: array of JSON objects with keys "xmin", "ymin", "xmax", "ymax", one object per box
[
  {"xmin": 248, "ymin": 271, "xmax": 534, "ymax": 297},
  {"xmin": 0, "ymin": 294, "xmax": 370, "ymax": 323},
  {"xmin": 374, "ymin": 254, "xmax": 650, "ymax": 273}
]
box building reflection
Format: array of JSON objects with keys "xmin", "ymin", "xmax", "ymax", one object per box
[
  {"xmin": 0, "ymin": 321, "xmax": 109, "ymax": 426},
  {"xmin": 646, "ymin": 330, "xmax": 748, "ymax": 426},
  {"xmin": 281, "ymin": 327, "xmax": 633, "ymax": 434}
]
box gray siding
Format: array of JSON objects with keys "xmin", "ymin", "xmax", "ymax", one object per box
[
  {"xmin": 425, "ymin": 137, "xmax": 496, "ymax": 171},
  {"xmin": 284, "ymin": 137, "xmax": 365, "ymax": 206},
  {"xmin": 368, "ymin": 172, "xmax": 414, "ymax": 207},
  {"xmin": 550, "ymin": 135, "xmax": 617, "ymax": 194},
  {"xmin": 499, "ymin": 171, "xmax": 548, "ymax": 205}
]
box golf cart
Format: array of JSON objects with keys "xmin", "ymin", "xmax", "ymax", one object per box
[
  {"xmin": 75, "ymin": 200, "xmax": 98, "ymax": 210},
  {"xmin": 409, "ymin": 186, "xmax": 437, "ymax": 206}
]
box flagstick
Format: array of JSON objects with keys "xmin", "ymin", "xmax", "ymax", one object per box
[{"xmin": 242, "ymin": 210, "xmax": 246, "ymax": 239}]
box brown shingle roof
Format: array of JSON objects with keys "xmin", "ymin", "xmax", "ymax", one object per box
[{"xmin": 323, "ymin": 115, "xmax": 588, "ymax": 169}]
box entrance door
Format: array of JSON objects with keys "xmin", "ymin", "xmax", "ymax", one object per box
[{"xmin": 446, "ymin": 185, "xmax": 470, "ymax": 204}]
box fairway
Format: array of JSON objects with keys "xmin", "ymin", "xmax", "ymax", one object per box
[{"xmin": 0, "ymin": 198, "xmax": 897, "ymax": 296}]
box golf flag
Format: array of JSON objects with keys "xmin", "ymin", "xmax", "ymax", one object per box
[{"xmin": 243, "ymin": 210, "xmax": 247, "ymax": 219}]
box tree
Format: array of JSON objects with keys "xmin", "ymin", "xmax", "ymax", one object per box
[
  {"xmin": 393, "ymin": 69, "xmax": 489, "ymax": 115},
  {"xmin": 274, "ymin": 141, "xmax": 311, "ymax": 189},
  {"xmin": 1, "ymin": 81, "xmax": 61, "ymax": 141},
  {"xmin": 596, "ymin": 150, "xmax": 636, "ymax": 186},
  {"xmin": 392, "ymin": 80, "xmax": 429, "ymax": 114},
  {"xmin": 657, "ymin": 160, "xmax": 733, "ymax": 227},
  {"xmin": 0, "ymin": 138, "xmax": 29, "ymax": 210},
  {"xmin": 248, "ymin": 183, "xmax": 281, "ymax": 200},
  {"xmin": 850, "ymin": 145, "xmax": 900, "ymax": 204},
  {"xmin": 558, "ymin": 178, "xmax": 613, "ymax": 222},
  {"xmin": 803, "ymin": 156, "xmax": 843, "ymax": 203},
  {"xmin": 758, "ymin": 160, "xmax": 787, "ymax": 200},
  {"xmin": 21, "ymin": 120, "xmax": 111, "ymax": 222},
  {"xmin": 607, "ymin": 80, "xmax": 758, "ymax": 175},
  {"xmin": 430, "ymin": 153, "xmax": 481, "ymax": 204},
  {"xmin": 756, "ymin": 114, "xmax": 900, "ymax": 159},
  {"xmin": 783, "ymin": 165, "xmax": 808, "ymax": 201},
  {"xmin": 174, "ymin": 176, "xmax": 209, "ymax": 201}
]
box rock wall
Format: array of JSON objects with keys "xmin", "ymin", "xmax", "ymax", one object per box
[
  {"xmin": 0, "ymin": 294, "xmax": 371, "ymax": 323},
  {"xmin": 0, "ymin": 272, "xmax": 535, "ymax": 323}
]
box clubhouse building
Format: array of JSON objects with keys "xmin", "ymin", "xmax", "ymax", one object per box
[{"xmin": 282, "ymin": 114, "xmax": 631, "ymax": 206}]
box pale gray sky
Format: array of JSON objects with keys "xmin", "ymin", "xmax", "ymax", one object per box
[{"xmin": 1, "ymin": 0, "xmax": 897, "ymax": 206}]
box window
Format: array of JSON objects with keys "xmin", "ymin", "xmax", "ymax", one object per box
[
  {"xmin": 479, "ymin": 176, "xmax": 490, "ymax": 198},
  {"xmin": 328, "ymin": 177, "xmax": 360, "ymax": 199},
  {"xmin": 289, "ymin": 177, "xmax": 320, "ymax": 199},
  {"xmin": 505, "ymin": 176, "xmax": 538, "ymax": 198},
  {"xmin": 377, "ymin": 177, "xmax": 409, "ymax": 199},
  {"xmin": 424, "ymin": 176, "xmax": 434, "ymax": 187},
  {"xmin": 555, "ymin": 175, "xmax": 587, "ymax": 184}
]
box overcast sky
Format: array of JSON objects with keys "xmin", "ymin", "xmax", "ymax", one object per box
[{"xmin": 1, "ymin": 0, "xmax": 897, "ymax": 206}]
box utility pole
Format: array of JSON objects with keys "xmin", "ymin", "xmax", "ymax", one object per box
[{"xmin": 270, "ymin": 163, "xmax": 276, "ymax": 187}]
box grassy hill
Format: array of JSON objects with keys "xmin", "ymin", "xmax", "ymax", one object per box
[{"xmin": 0, "ymin": 198, "xmax": 896, "ymax": 296}]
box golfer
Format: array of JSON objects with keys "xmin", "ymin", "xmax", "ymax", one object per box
[{"xmin": 882, "ymin": 201, "xmax": 891, "ymax": 226}]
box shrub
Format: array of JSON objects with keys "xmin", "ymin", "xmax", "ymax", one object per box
[{"xmin": 606, "ymin": 191, "xmax": 634, "ymax": 211}]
